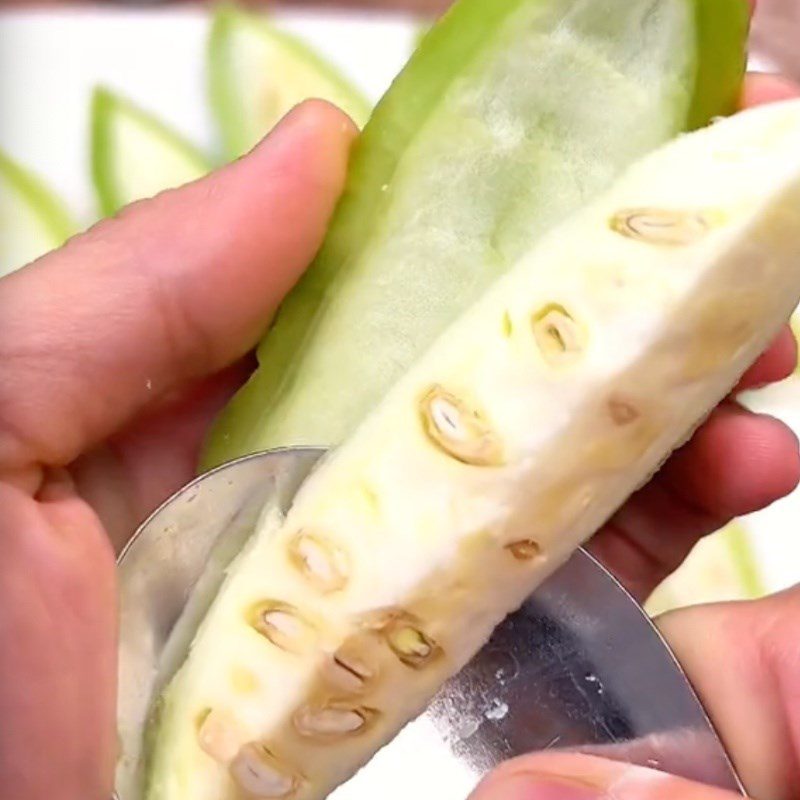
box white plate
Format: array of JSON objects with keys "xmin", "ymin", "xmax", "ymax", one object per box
[{"xmin": 1, "ymin": 6, "xmax": 798, "ymax": 594}]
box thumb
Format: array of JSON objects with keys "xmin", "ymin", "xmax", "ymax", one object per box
[
  {"xmin": 469, "ymin": 753, "xmax": 745, "ymax": 800},
  {"xmin": 0, "ymin": 99, "xmax": 356, "ymax": 477}
]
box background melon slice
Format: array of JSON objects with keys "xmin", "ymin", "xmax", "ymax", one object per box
[
  {"xmin": 208, "ymin": 5, "xmax": 372, "ymax": 161},
  {"xmin": 646, "ymin": 524, "xmax": 764, "ymax": 616},
  {"xmin": 91, "ymin": 87, "xmax": 212, "ymax": 217},
  {"xmin": 202, "ymin": 0, "xmax": 750, "ymax": 470},
  {"xmin": 0, "ymin": 149, "xmax": 76, "ymax": 277}
]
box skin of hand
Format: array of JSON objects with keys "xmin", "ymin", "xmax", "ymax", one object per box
[
  {"xmin": 467, "ymin": 583, "xmax": 800, "ymax": 800},
  {"xmin": 0, "ymin": 41, "xmax": 797, "ymax": 797}
]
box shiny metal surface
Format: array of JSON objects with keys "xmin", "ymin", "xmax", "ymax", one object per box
[{"xmin": 116, "ymin": 448, "xmax": 743, "ymax": 800}]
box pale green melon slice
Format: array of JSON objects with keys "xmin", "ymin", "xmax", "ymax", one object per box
[
  {"xmin": 0, "ymin": 149, "xmax": 76, "ymax": 278},
  {"xmin": 91, "ymin": 88, "xmax": 211, "ymax": 217},
  {"xmin": 202, "ymin": 0, "xmax": 749, "ymax": 470},
  {"xmin": 208, "ymin": 5, "xmax": 372, "ymax": 160},
  {"xmin": 148, "ymin": 98, "xmax": 800, "ymax": 800}
]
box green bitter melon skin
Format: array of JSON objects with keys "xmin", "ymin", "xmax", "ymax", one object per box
[
  {"xmin": 201, "ymin": 0, "xmax": 749, "ymax": 470},
  {"xmin": 149, "ymin": 98, "xmax": 800, "ymax": 800}
]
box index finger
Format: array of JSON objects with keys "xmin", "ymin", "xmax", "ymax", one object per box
[
  {"xmin": 0, "ymin": 101, "xmax": 356, "ymax": 481},
  {"xmin": 741, "ymin": 72, "xmax": 800, "ymax": 108}
]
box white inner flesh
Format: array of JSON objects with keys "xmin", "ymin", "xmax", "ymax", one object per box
[{"xmin": 147, "ymin": 101, "xmax": 800, "ymax": 800}]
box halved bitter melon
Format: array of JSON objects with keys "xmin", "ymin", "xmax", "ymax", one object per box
[
  {"xmin": 202, "ymin": 0, "xmax": 750, "ymax": 469},
  {"xmin": 148, "ymin": 98, "xmax": 800, "ymax": 800}
]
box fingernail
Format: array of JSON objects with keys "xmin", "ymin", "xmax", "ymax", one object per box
[{"xmin": 473, "ymin": 773, "xmax": 603, "ymax": 800}]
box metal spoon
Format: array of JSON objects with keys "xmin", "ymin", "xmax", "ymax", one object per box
[{"xmin": 115, "ymin": 448, "xmax": 744, "ymax": 800}]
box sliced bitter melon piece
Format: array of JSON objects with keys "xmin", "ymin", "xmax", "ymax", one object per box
[
  {"xmin": 645, "ymin": 523, "xmax": 764, "ymax": 616},
  {"xmin": 91, "ymin": 87, "xmax": 212, "ymax": 217},
  {"xmin": 148, "ymin": 99, "xmax": 800, "ymax": 800},
  {"xmin": 0, "ymin": 149, "xmax": 76, "ymax": 278},
  {"xmin": 208, "ymin": 5, "xmax": 371, "ymax": 160},
  {"xmin": 201, "ymin": 0, "xmax": 749, "ymax": 470}
]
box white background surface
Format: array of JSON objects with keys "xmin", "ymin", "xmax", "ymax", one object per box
[
  {"xmin": 0, "ymin": 7, "xmax": 418, "ymax": 220},
  {"xmin": 1, "ymin": 6, "xmax": 798, "ymax": 593}
]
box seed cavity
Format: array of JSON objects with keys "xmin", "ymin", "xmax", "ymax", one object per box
[
  {"xmin": 288, "ymin": 532, "xmax": 349, "ymax": 594},
  {"xmin": 505, "ymin": 539, "xmax": 543, "ymax": 561},
  {"xmin": 324, "ymin": 646, "xmax": 377, "ymax": 693},
  {"xmin": 230, "ymin": 744, "xmax": 300, "ymax": 798},
  {"xmin": 383, "ymin": 620, "xmax": 440, "ymax": 669},
  {"xmin": 196, "ymin": 709, "xmax": 246, "ymax": 764},
  {"xmin": 608, "ymin": 396, "xmax": 640, "ymax": 426},
  {"xmin": 250, "ymin": 601, "xmax": 317, "ymax": 655},
  {"xmin": 609, "ymin": 208, "xmax": 711, "ymax": 246},
  {"xmin": 532, "ymin": 304, "xmax": 585, "ymax": 366},
  {"xmin": 420, "ymin": 385, "xmax": 504, "ymax": 467},
  {"xmin": 293, "ymin": 703, "xmax": 376, "ymax": 739}
]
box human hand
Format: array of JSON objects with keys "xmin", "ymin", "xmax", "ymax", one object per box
[{"xmin": 466, "ymin": 579, "xmax": 800, "ymax": 800}]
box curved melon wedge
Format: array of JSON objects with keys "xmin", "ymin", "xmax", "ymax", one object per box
[
  {"xmin": 91, "ymin": 88, "xmax": 211, "ymax": 217},
  {"xmin": 0, "ymin": 149, "xmax": 76, "ymax": 278},
  {"xmin": 208, "ymin": 5, "xmax": 371, "ymax": 160},
  {"xmin": 147, "ymin": 100, "xmax": 800, "ymax": 800}
]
